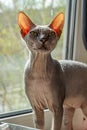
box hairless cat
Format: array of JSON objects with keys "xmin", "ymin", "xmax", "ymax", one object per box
[{"xmin": 18, "ymin": 12, "xmax": 87, "ymax": 130}]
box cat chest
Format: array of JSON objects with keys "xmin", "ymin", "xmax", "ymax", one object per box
[
  {"xmin": 27, "ymin": 78, "xmax": 51, "ymax": 95},
  {"xmin": 25, "ymin": 78, "xmax": 59, "ymax": 109}
]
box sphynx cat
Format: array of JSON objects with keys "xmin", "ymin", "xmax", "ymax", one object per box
[{"xmin": 18, "ymin": 12, "xmax": 87, "ymax": 130}]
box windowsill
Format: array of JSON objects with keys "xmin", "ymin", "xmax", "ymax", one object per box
[
  {"xmin": 1, "ymin": 109, "xmax": 87, "ymax": 130},
  {"xmin": 0, "ymin": 110, "xmax": 52, "ymax": 130},
  {"xmin": 0, "ymin": 109, "xmax": 32, "ymax": 119}
]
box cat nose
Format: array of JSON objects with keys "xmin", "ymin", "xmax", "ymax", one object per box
[
  {"xmin": 40, "ymin": 38, "xmax": 47, "ymax": 43},
  {"xmin": 40, "ymin": 34, "xmax": 48, "ymax": 43}
]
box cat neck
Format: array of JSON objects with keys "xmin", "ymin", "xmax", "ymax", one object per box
[{"xmin": 29, "ymin": 51, "xmax": 54, "ymax": 78}]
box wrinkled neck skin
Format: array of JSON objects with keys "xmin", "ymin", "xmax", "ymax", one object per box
[{"xmin": 29, "ymin": 50, "xmax": 54, "ymax": 78}]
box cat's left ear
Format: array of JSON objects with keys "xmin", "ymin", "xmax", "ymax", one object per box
[
  {"xmin": 18, "ymin": 11, "xmax": 35, "ymax": 37},
  {"xmin": 49, "ymin": 12, "xmax": 64, "ymax": 37}
]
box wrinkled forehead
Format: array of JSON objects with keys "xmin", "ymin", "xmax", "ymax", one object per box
[{"xmin": 31, "ymin": 25, "xmax": 53, "ymax": 32}]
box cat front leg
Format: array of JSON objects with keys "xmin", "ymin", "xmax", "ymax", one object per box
[
  {"xmin": 33, "ymin": 108, "xmax": 44, "ymax": 130},
  {"xmin": 51, "ymin": 106, "xmax": 63, "ymax": 130},
  {"xmin": 62, "ymin": 107, "xmax": 75, "ymax": 130}
]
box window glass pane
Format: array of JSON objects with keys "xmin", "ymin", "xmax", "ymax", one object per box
[{"xmin": 0, "ymin": 0, "xmax": 67, "ymax": 113}]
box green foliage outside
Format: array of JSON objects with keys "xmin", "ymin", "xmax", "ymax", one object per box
[{"xmin": 0, "ymin": 0, "xmax": 66, "ymax": 113}]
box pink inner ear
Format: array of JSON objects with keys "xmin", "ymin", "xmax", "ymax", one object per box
[
  {"xmin": 19, "ymin": 16, "xmax": 31, "ymax": 37},
  {"xmin": 53, "ymin": 24, "xmax": 63, "ymax": 36},
  {"xmin": 52, "ymin": 21, "xmax": 64, "ymax": 37},
  {"xmin": 50, "ymin": 13, "xmax": 64, "ymax": 36},
  {"xmin": 21, "ymin": 27, "xmax": 30, "ymax": 37},
  {"xmin": 18, "ymin": 12, "xmax": 35, "ymax": 37}
]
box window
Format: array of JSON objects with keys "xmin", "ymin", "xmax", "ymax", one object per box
[{"xmin": 0, "ymin": 0, "xmax": 67, "ymax": 115}]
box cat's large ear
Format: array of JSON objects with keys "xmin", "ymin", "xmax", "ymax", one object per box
[
  {"xmin": 49, "ymin": 12, "xmax": 64, "ymax": 37},
  {"xmin": 18, "ymin": 11, "xmax": 35, "ymax": 37}
]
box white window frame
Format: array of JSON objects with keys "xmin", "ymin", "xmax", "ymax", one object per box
[{"xmin": 73, "ymin": 0, "xmax": 87, "ymax": 63}]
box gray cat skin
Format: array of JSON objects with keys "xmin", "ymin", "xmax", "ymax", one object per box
[{"xmin": 18, "ymin": 12, "xmax": 87, "ymax": 130}]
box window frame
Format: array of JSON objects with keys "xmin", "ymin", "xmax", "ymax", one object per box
[
  {"xmin": 82, "ymin": 0, "xmax": 87, "ymax": 50},
  {"xmin": 73, "ymin": 0, "xmax": 87, "ymax": 63},
  {"xmin": 63, "ymin": 0, "xmax": 77, "ymax": 60},
  {"xmin": 0, "ymin": 109, "xmax": 32, "ymax": 119}
]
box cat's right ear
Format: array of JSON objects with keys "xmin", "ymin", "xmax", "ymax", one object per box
[{"xmin": 18, "ymin": 11, "xmax": 35, "ymax": 37}]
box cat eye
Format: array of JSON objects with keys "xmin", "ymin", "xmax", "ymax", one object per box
[
  {"xmin": 30, "ymin": 31, "xmax": 38, "ymax": 37},
  {"xmin": 49, "ymin": 32, "xmax": 56, "ymax": 37}
]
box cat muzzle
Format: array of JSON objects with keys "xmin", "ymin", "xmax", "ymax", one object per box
[{"xmin": 40, "ymin": 38, "xmax": 47, "ymax": 44}]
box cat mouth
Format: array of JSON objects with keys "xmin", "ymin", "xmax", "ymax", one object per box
[
  {"xmin": 40, "ymin": 45, "xmax": 47, "ymax": 50},
  {"xmin": 39, "ymin": 45, "xmax": 49, "ymax": 51},
  {"xmin": 33, "ymin": 45, "xmax": 49, "ymax": 52}
]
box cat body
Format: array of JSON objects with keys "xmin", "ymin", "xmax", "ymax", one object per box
[
  {"xmin": 24, "ymin": 51, "xmax": 64, "ymax": 130},
  {"xmin": 18, "ymin": 12, "xmax": 87, "ymax": 130},
  {"xmin": 25, "ymin": 55, "xmax": 87, "ymax": 130}
]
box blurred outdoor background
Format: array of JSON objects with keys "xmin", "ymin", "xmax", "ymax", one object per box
[{"xmin": 0, "ymin": 0, "xmax": 67, "ymax": 113}]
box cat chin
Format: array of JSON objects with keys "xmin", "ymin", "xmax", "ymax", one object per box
[
  {"xmin": 28, "ymin": 44, "xmax": 52, "ymax": 53},
  {"xmin": 34, "ymin": 49, "xmax": 50, "ymax": 53},
  {"xmin": 31, "ymin": 47, "xmax": 51, "ymax": 53}
]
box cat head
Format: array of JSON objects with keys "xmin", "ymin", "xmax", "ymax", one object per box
[{"xmin": 18, "ymin": 11, "xmax": 64, "ymax": 53}]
